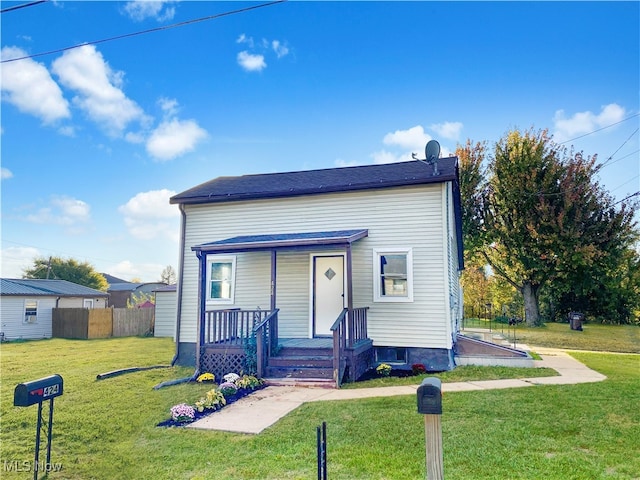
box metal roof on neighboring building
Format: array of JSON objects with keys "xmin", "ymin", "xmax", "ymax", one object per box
[
  {"xmin": 0, "ymin": 278, "xmax": 108, "ymax": 297},
  {"xmin": 170, "ymin": 158, "xmax": 458, "ymax": 205}
]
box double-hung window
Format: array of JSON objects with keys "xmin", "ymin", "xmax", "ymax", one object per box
[
  {"xmin": 207, "ymin": 256, "xmax": 236, "ymax": 304},
  {"xmin": 373, "ymin": 248, "xmax": 413, "ymax": 302},
  {"xmin": 24, "ymin": 300, "xmax": 38, "ymax": 323}
]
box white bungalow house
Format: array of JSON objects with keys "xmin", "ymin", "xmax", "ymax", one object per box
[
  {"xmin": 169, "ymin": 157, "xmax": 464, "ymax": 386},
  {"xmin": 0, "ymin": 278, "xmax": 108, "ymax": 340}
]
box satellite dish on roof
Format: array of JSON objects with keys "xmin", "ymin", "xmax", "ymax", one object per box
[
  {"xmin": 425, "ymin": 140, "xmax": 440, "ymax": 176},
  {"xmin": 425, "ymin": 140, "xmax": 441, "ymax": 162}
]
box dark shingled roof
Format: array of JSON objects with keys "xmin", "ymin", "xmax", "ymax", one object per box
[
  {"xmin": 0, "ymin": 278, "xmax": 108, "ymax": 297},
  {"xmin": 192, "ymin": 229, "xmax": 369, "ymax": 253},
  {"xmin": 170, "ymin": 158, "xmax": 458, "ymax": 205}
]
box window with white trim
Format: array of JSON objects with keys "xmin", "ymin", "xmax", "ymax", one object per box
[
  {"xmin": 207, "ymin": 256, "xmax": 236, "ymax": 303},
  {"xmin": 373, "ymin": 248, "xmax": 414, "ymax": 302},
  {"xmin": 24, "ymin": 300, "xmax": 38, "ymax": 323}
]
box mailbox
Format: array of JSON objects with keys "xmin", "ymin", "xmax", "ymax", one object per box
[
  {"xmin": 417, "ymin": 377, "xmax": 442, "ymax": 415},
  {"xmin": 14, "ymin": 374, "xmax": 63, "ymax": 407}
]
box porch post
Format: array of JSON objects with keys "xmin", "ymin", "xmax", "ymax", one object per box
[
  {"xmin": 346, "ymin": 243, "xmax": 354, "ymax": 345},
  {"xmin": 196, "ymin": 251, "xmax": 206, "ymax": 373},
  {"xmin": 270, "ymin": 250, "xmax": 277, "ymax": 311}
]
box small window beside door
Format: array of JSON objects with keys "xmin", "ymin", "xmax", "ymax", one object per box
[
  {"xmin": 207, "ymin": 256, "xmax": 236, "ymax": 303},
  {"xmin": 373, "ymin": 248, "xmax": 413, "ymax": 302}
]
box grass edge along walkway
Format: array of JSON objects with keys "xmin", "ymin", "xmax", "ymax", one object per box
[{"xmin": 189, "ymin": 348, "xmax": 606, "ymax": 434}]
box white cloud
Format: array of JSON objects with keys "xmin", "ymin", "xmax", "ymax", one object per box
[
  {"xmin": 237, "ymin": 33, "xmax": 254, "ymax": 47},
  {"xmin": 52, "ymin": 45, "xmax": 146, "ymax": 136},
  {"xmin": 123, "ymin": 1, "xmax": 176, "ymax": 21},
  {"xmin": 158, "ymin": 97, "xmax": 179, "ymax": 117},
  {"xmin": 1, "ymin": 168, "xmax": 13, "ymax": 180},
  {"xmin": 0, "ymin": 246, "xmax": 40, "ymax": 278},
  {"xmin": 553, "ymin": 103, "xmax": 626, "ymax": 142},
  {"xmin": 0, "ymin": 46, "xmax": 71, "ymax": 124},
  {"xmin": 146, "ymin": 118, "xmax": 207, "ymax": 161},
  {"xmin": 237, "ymin": 51, "xmax": 266, "ymax": 72},
  {"xmin": 272, "ymin": 40, "xmax": 289, "ymax": 58},
  {"xmin": 25, "ymin": 195, "xmax": 91, "ymax": 227},
  {"xmin": 430, "ymin": 121, "xmax": 463, "ymax": 141},
  {"xmin": 383, "ymin": 125, "xmax": 432, "ymax": 150},
  {"xmin": 118, "ymin": 189, "xmax": 180, "ymax": 241},
  {"xmin": 108, "ymin": 260, "xmax": 166, "ymax": 283},
  {"xmin": 371, "ymin": 150, "xmax": 414, "ymax": 165}
]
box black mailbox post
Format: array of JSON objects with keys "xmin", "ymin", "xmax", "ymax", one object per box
[
  {"xmin": 14, "ymin": 375, "xmax": 63, "ymax": 480},
  {"xmin": 417, "ymin": 377, "xmax": 442, "ymax": 415},
  {"xmin": 417, "ymin": 377, "xmax": 443, "ymax": 480}
]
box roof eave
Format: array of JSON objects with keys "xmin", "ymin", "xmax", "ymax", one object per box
[{"xmin": 170, "ymin": 175, "xmax": 456, "ymax": 206}]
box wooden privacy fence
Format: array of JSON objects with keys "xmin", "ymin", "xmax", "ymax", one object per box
[{"xmin": 52, "ymin": 308, "xmax": 154, "ymax": 339}]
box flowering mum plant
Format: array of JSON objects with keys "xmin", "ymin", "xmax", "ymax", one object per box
[
  {"xmin": 170, "ymin": 403, "xmax": 195, "ymax": 423},
  {"xmin": 223, "ymin": 372, "xmax": 240, "ymax": 383},
  {"xmin": 411, "ymin": 363, "xmax": 427, "ymax": 375},
  {"xmin": 235, "ymin": 374, "xmax": 264, "ymax": 390},
  {"xmin": 376, "ymin": 363, "xmax": 392, "ymax": 377},
  {"xmin": 219, "ymin": 382, "xmax": 238, "ymax": 397},
  {"xmin": 196, "ymin": 372, "xmax": 215, "ymax": 383},
  {"xmin": 195, "ymin": 388, "xmax": 226, "ymax": 412}
]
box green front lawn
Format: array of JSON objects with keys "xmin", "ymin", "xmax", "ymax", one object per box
[
  {"xmin": 1, "ymin": 337, "xmax": 638, "ymax": 479},
  {"xmin": 463, "ymin": 320, "xmax": 640, "ymax": 353}
]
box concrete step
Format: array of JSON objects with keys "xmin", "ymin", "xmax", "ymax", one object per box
[{"xmin": 263, "ymin": 377, "xmax": 336, "ymax": 388}]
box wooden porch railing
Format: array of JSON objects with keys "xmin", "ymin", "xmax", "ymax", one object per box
[
  {"xmin": 254, "ymin": 309, "xmax": 279, "ymax": 379},
  {"xmin": 330, "ymin": 307, "xmax": 369, "ymax": 388},
  {"xmin": 203, "ymin": 308, "xmax": 272, "ymax": 345}
]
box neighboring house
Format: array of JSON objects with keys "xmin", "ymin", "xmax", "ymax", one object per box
[
  {"xmin": 0, "ymin": 278, "xmax": 108, "ymax": 340},
  {"xmin": 153, "ymin": 284, "xmax": 177, "ymax": 339},
  {"xmin": 169, "ymin": 157, "xmax": 464, "ymax": 386},
  {"xmin": 106, "ymin": 281, "xmax": 167, "ymax": 308}
]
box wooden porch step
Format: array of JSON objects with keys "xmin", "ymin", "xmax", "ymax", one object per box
[
  {"xmin": 277, "ymin": 346, "xmax": 333, "ymax": 357},
  {"xmin": 265, "ymin": 365, "xmax": 333, "ymax": 380},
  {"xmin": 263, "ymin": 377, "xmax": 336, "ymax": 388},
  {"xmin": 268, "ymin": 355, "xmax": 333, "ymax": 368}
]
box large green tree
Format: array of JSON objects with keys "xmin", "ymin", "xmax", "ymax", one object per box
[
  {"xmin": 23, "ymin": 256, "xmax": 108, "ymax": 291},
  {"xmin": 480, "ymin": 128, "xmax": 637, "ymax": 326},
  {"xmin": 456, "ymin": 139, "xmax": 488, "ymax": 262}
]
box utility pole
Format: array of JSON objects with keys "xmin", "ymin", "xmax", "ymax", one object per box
[{"xmin": 46, "ymin": 257, "xmax": 52, "ymax": 279}]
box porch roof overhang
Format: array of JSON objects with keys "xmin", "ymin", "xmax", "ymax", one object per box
[{"xmin": 192, "ymin": 229, "xmax": 368, "ymax": 254}]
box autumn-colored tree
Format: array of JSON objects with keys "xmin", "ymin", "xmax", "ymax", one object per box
[
  {"xmin": 23, "ymin": 256, "xmax": 108, "ymax": 291},
  {"xmin": 456, "ymin": 139, "xmax": 488, "ymax": 262},
  {"xmin": 482, "ymin": 129, "xmax": 637, "ymax": 326}
]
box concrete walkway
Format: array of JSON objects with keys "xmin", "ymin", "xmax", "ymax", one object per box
[{"xmin": 187, "ymin": 348, "xmax": 606, "ymax": 434}]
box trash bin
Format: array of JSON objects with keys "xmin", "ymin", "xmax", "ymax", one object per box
[{"xmin": 569, "ymin": 312, "xmax": 584, "ymax": 331}]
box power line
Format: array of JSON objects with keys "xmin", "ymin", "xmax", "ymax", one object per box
[
  {"xmin": 0, "ymin": 0, "xmax": 47, "ymax": 14},
  {"xmin": 597, "ymin": 128, "xmax": 639, "ymax": 170},
  {"xmin": 612, "ymin": 191, "xmax": 640, "ymax": 207},
  {"xmin": 1, "ymin": 0, "xmax": 287, "ymax": 64},
  {"xmin": 557, "ymin": 113, "xmax": 640, "ymax": 145}
]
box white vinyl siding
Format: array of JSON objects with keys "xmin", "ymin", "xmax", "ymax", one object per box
[
  {"xmin": 178, "ymin": 183, "xmax": 451, "ymax": 349},
  {"xmin": 0, "ymin": 296, "xmax": 56, "ymax": 340},
  {"xmin": 154, "ymin": 290, "xmax": 177, "ymax": 339},
  {"xmin": 57, "ymin": 297, "xmax": 107, "ymax": 308}
]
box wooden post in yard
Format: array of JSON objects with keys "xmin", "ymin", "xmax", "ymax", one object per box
[{"xmin": 417, "ymin": 378, "xmax": 444, "ymax": 480}]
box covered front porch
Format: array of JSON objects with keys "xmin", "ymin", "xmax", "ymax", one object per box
[{"xmin": 192, "ymin": 230, "xmax": 375, "ymax": 388}]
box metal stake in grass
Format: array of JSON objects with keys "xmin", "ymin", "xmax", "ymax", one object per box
[{"xmin": 316, "ymin": 421, "xmax": 327, "ymax": 480}]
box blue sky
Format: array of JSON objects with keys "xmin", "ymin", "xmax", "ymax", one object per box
[{"xmin": 1, "ymin": 1, "xmax": 638, "ymax": 282}]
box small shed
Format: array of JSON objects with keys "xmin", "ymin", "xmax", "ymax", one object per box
[{"xmin": 153, "ymin": 284, "xmax": 177, "ymax": 339}]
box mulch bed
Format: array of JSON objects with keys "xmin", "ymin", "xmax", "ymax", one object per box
[
  {"xmin": 157, "ymin": 385, "xmax": 266, "ymax": 428},
  {"xmin": 355, "ymin": 369, "xmax": 416, "ymax": 382}
]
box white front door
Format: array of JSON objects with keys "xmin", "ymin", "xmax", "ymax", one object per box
[{"xmin": 313, "ymin": 255, "xmax": 345, "ymax": 336}]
